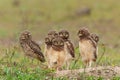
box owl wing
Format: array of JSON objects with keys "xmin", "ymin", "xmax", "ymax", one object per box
[
  {"xmin": 28, "ymin": 40, "xmax": 45, "ymax": 62},
  {"xmin": 66, "ymin": 40, "xmax": 75, "ymax": 58},
  {"xmin": 88, "ymin": 37, "xmax": 97, "ymax": 60},
  {"xmin": 91, "ymin": 34, "xmax": 99, "ymax": 43},
  {"xmin": 19, "ymin": 40, "xmax": 26, "ymax": 52},
  {"xmin": 88, "ymin": 36, "xmax": 97, "ymax": 48},
  {"xmin": 44, "ymin": 44, "xmax": 49, "ymax": 58}
]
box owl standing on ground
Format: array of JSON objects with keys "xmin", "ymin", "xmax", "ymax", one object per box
[
  {"xmin": 49, "ymin": 36, "xmax": 66, "ymax": 70},
  {"xmin": 77, "ymin": 28, "xmax": 97, "ymax": 67},
  {"xmin": 44, "ymin": 31, "xmax": 59, "ymax": 68},
  {"xmin": 19, "ymin": 31, "xmax": 45, "ymax": 62},
  {"xmin": 59, "ymin": 30, "xmax": 75, "ymax": 69}
]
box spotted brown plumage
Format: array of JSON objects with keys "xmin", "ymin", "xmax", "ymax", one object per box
[
  {"xmin": 19, "ymin": 31, "xmax": 45, "ymax": 62},
  {"xmin": 90, "ymin": 33, "xmax": 99, "ymax": 57},
  {"xmin": 59, "ymin": 30, "xmax": 75, "ymax": 58},
  {"xmin": 91, "ymin": 33, "xmax": 99, "ymax": 43}
]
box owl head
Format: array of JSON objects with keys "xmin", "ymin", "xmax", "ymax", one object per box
[
  {"xmin": 48, "ymin": 30, "xmax": 58, "ymax": 38},
  {"xmin": 45, "ymin": 36, "xmax": 53, "ymax": 45},
  {"xmin": 91, "ymin": 34, "xmax": 99, "ymax": 43},
  {"xmin": 51, "ymin": 36, "xmax": 64, "ymax": 51},
  {"xmin": 45, "ymin": 31, "xmax": 58, "ymax": 45},
  {"xmin": 59, "ymin": 30, "xmax": 69, "ymax": 40},
  {"xmin": 20, "ymin": 31, "xmax": 32, "ymax": 41},
  {"xmin": 77, "ymin": 28, "xmax": 90, "ymax": 38}
]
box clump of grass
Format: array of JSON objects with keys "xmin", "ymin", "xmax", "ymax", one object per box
[{"xmin": 1, "ymin": 65, "xmax": 54, "ymax": 80}]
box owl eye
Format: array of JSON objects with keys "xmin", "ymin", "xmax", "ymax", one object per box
[
  {"xmin": 21, "ymin": 36, "xmax": 25, "ymax": 40},
  {"xmin": 59, "ymin": 33, "xmax": 63, "ymax": 36},
  {"xmin": 45, "ymin": 38, "xmax": 50, "ymax": 42},
  {"xmin": 54, "ymin": 41, "xmax": 58, "ymax": 45},
  {"xmin": 54, "ymin": 33, "xmax": 58, "ymax": 36},
  {"xmin": 60, "ymin": 42, "xmax": 64, "ymax": 46},
  {"xmin": 96, "ymin": 37, "xmax": 99, "ymax": 41},
  {"xmin": 46, "ymin": 39, "xmax": 49, "ymax": 42},
  {"xmin": 24, "ymin": 33, "xmax": 27, "ymax": 35},
  {"xmin": 63, "ymin": 32, "xmax": 66, "ymax": 36},
  {"xmin": 65, "ymin": 34, "xmax": 68, "ymax": 37},
  {"xmin": 27, "ymin": 35, "xmax": 31, "ymax": 38},
  {"xmin": 78, "ymin": 32, "xmax": 82, "ymax": 36},
  {"xmin": 82, "ymin": 31, "xmax": 84, "ymax": 34},
  {"xmin": 28, "ymin": 33, "xmax": 31, "ymax": 36},
  {"xmin": 95, "ymin": 38, "xmax": 97, "ymax": 40}
]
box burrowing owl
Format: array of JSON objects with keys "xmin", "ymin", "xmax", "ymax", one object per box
[
  {"xmin": 49, "ymin": 36, "xmax": 66, "ymax": 70},
  {"xmin": 44, "ymin": 31, "xmax": 58, "ymax": 52},
  {"xmin": 59, "ymin": 30, "xmax": 75, "ymax": 69},
  {"xmin": 48, "ymin": 30, "xmax": 58, "ymax": 38},
  {"xmin": 77, "ymin": 28, "xmax": 97, "ymax": 67},
  {"xmin": 44, "ymin": 31, "xmax": 59, "ymax": 68},
  {"xmin": 19, "ymin": 31, "xmax": 45, "ymax": 62}
]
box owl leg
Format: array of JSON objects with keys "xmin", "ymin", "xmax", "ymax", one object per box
[
  {"xmin": 47, "ymin": 62, "xmax": 51, "ymax": 69},
  {"xmin": 66, "ymin": 60, "xmax": 71, "ymax": 70},
  {"xmin": 66, "ymin": 61, "xmax": 69, "ymax": 70},
  {"xmin": 88, "ymin": 60, "xmax": 92, "ymax": 67},
  {"xmin": 48, "ymin": 60, "xmax": 52, "ymax": 69},
  {"xmin": 84, "ymin": 60, "xmax": 88, "ymax": 67}
]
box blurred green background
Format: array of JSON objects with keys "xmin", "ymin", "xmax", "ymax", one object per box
[
  {"xmin": 0, "ymin": 0, "xmax": 120, "ymax": 47},
  {"xmin": 0, "ymin": 0, "xmax": 119, "ymax": 60}
]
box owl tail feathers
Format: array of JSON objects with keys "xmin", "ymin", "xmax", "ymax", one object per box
[
  {"xmin": 37, "ymin": 53, "xmax": 46, "ymax": 62},
  {"xmin": 38, "ymin": 55, "xmax": 45, "ymax": 62}
]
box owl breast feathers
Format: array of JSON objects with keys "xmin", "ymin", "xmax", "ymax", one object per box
[
  {"xmin": 79, "ymin": 39, "xmax": 97, "ymax": 62},
  {"xmin": 78, "ymin": 28, "xmax": 98, "ymax": 67},
  {"xmin": 91, "ymin": 33, "xmax": 99, "ymax": 43}
]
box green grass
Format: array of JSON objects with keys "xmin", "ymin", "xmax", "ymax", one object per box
[{"xmin": 0, "ymin": 45, "xmax": 120, "ymax": 80}]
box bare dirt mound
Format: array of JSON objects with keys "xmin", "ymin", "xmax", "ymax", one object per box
[{"xmin": 54, "ymin": 66, "xmax": 120, "ymax": 79}]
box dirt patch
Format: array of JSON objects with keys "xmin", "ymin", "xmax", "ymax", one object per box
[{"xmin": 54, "ymin": 66, "xmax": 120, "ymax": 79}]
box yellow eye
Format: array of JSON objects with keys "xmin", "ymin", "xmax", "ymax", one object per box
[{"xmin": 45, "ymin": 38, "xmax": 49, "ymax": 42}]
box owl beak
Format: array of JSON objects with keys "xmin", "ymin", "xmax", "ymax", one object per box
[
  {"xmin": 28, "ymin": 33, "xmax": 31, "ymax": 36},
  {"xmin": 78, "ymin": 33, "xmax": 82, "ymax": 37},
  {"xmin": 59, "ymin": 34, "xmax": 62, "ymax": 37},
  {"xmin": 21, "ymin": 36, "xmax": 25, "ymax": 40}
]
